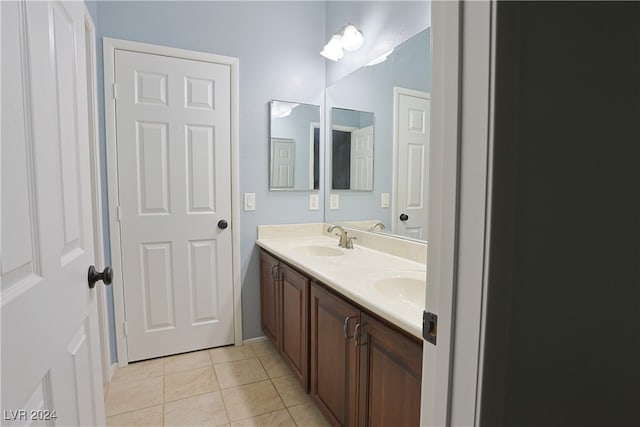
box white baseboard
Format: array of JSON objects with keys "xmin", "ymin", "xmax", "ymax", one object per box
[{"xmin": 242, "ymin": 336, "xmax": 267, "ymax": 345}]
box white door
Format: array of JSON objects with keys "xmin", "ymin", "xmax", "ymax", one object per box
[
  {"xmin": 270, "ymin": 138, "xmax": 295, "ymax": 189},
  {"xmin": 350, "ymin": 125, "xmax": 374, "ymax": 191},
  {"xmin": 2, "ymin": 1, "xmax": 105, "ymax": 425},
  {"xmin": 114, "ymin": 49, "xmax": 234, "ymax": 362},
  {"xmin": 394, "ymin": 89, "xmax": 431, "ymax": 240}
]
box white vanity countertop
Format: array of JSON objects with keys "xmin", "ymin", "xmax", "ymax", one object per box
[{"xmin": 256, "ymin": 233, "xmax": 426, "ymax": 340}]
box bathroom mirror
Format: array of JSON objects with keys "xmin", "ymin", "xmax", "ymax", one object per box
[
  {"xmin": 330, "ymin": 107, "xmax": 375, "ymax": 191},
  {"xmin": 269, "ymin": 100, "xmax": 320, "ymax": 191},
  {"xmin": 324, "ymin": 28, "xmax": 431, "ymax": 240}
]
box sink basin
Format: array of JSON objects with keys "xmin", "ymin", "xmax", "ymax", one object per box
[
  {"xmin": 372, "ymin": 272, "xmax": 426, "ymax": 306},
  {"xmin": 293, "ymin": 245, "xmax": 344, "ymax": 257}
]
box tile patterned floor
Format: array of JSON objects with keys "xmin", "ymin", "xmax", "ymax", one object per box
[{"xmin": 105, "ymin": 340, "xmax": 330, "ymax": 426}]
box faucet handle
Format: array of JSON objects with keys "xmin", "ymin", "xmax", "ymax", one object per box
[{"xmin": 346, "ymin": 236, "xmax": 357, "ymax": 249}]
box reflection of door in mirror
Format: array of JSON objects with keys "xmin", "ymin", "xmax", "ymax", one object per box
[
  {"xmin": 351, "ymin": 125, "xmax": 374, "ymax": 190},
  {"xmin": 310, "ymin": 123, "xmax": 320, "ymax": 190},
  {"xmin": 331, "ymin": 125, "xmax": 373, "ymax": 190},
  {"xmin": 394, "ymin": 87, "xmax": 431, "ymax": 240},
  {"xmin": 270, "ymin": 138, "xmax": 295, "ymax": 189},
  {"xmin": 330, "ymin": 107, "xmax": 375, "ymax": 191},
  {"xmin": 332, "ymin": 128, "xmax": 353, "ymax": 189}
]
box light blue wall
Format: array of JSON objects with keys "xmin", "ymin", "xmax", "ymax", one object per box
[
  {"xmin": 325, "ymin": 28, "xmax": 431, "ymax": 228},
  {"xmin": 94, "ymin": 1, "xmax": 326, "ymax": 362},
  {"xmin": 325, "ymin": 1, "xmax": 431, "ymax": 85}
]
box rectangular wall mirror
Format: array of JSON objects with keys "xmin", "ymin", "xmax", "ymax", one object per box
[
  {"xmin": 269, "ymin": 100, "xmax": 320, "ymax": 191},
  {"xmin": 330, "ymin": 107, "xmax": 374, "ymax": 191},
  {"xmin": 324, "ymin": 28, "xmax": 431, "ymax": 240}
]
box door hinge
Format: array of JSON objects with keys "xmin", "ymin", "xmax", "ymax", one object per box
[
  {"xmin": 112, "ymin": 83, "xmax": 118, "ymax": 100},
  {"xmin": 423, "ymin": 311, "xmax": 437, "ymax": 345},
  {"xmin": 116, "ymin": 205, "xmax": 122, "ymax": 222},
  {"xmin": 123, "ymin": 321, "xmax": 128, "ymax": 337}
]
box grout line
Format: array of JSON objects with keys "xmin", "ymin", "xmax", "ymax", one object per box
[
  {"xmin": 217, "ymin": 383, "xmax": 233, "ymax": 425},
  {"xmin": 105, "ymin": 402, "xmax": 163, "ymax": 419}
]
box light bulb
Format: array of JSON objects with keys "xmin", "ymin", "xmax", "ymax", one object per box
[
  {"xmin": 341, "ymin": 24, "xmax": 363, "ymax": 51},
  {"xmin": 320, "ymin": 34, "xmax": 344, "ymax": 61}
]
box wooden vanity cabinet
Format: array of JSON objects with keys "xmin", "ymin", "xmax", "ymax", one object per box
[
  {"xmin": 310, "ymin": 282, "xmax": 423, "ymax": 427},
  {"xmin": 259, "ymin": 250, "xmax": 309, "ymax": 390},
  {"xmin": 260, "ymin": 249, "xmax": 422, "ymax": 426},
  {"xmin": 310, "ymin": 282, "xmax": 361, "ymax": 427},
  {"xmin": 279, "ymin": 263, "xmax": 309, "ymax": 388},
  {"xmin": 259, "ymin": 250, "xmax": 280, "ymax": 347},
  {"xmin": 358, "ymin": 313, "xmax": 423, "ymax": 427}
]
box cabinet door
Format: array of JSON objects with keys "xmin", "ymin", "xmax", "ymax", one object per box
[
  {"xmin": 280, "ymin": 264, "xmax": 309, "ymax": 390},
  {"xmin": 358, "ymin": 314, "xmax": 423, "ymax": 427},
  {"xmin": 311, "ymin": 283, "xmax": 360, "ymax": 427},
  {"xmin": 259, "ymin": 250, "xmax": 280, "ymax": 348}
]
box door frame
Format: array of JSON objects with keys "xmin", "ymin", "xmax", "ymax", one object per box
[
  {"xmin": 421, "ymin": 1, "xmax": 496, "ymax": 425},
  {"xmin": 82, "ymin": 4, "xmax": 114, "ymax": 386},
  {"xmin": 392, "ymin": 86, "xmax": 431, "ymax": 236},
  {"xmin": 103, "ymin": 37, "xmax": 242, "ymax": 366}
]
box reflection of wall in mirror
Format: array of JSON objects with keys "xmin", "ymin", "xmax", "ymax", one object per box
[
  {"xmin": 325, "ymin": 28, "xmax": 431, "ymax": 231},
  {"xmin": 271, "ymin": 103, "xmax": 320, "ymax": 190}
]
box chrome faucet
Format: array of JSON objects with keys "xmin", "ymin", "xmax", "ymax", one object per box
[
  {"xmin": 369, "ymin": 221, "xmax": 385, "ymax": 231},
  {"xmin": 327, "ymin": 224, "xmax": 357, "ymax": 249}
]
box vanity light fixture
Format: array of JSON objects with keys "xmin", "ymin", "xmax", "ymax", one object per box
[
  {"xmin": 320, "ymin": 34, "xmax": 344, "ymax": 62},
  {"xmin": 271, "ymin": 102, "xmax": 299, "ymax": 119},
  {"xmin": 341, "ymin": 24, "xmax": 364, "ymax": 51},
  {"xmin": 320, "ymin": 23, "xmax": 363, "ymax": 61}
]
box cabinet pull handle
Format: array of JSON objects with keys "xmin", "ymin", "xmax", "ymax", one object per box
[
  {"xmin": 343, "ymin": 316, "xmax": 356, "ymax": 339},
  {"xmin": 353, "ymin": 323, "xmax": 366, "ymax": 347},
  {"xmin": 271, "ymin": 265, "xmax": 277, "ymax": 279}
]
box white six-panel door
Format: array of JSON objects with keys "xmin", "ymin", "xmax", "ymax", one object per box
[
  {"xmin": 350, "ymin": 125, "xmax": 374, "ymax": 191},
  {"xmin": 113, "ymin": 49, "xmax": 234, "ymax": 361},
  {"xmin": 270, "ymin": 138, "xmax": 295, "ymax": 189},
  {"xmin": 1, "ymin": 1, "xmax": 105, "ymax": 424},
  {"xmin": 394, "ymin": 88, "xmax": 431, "ymax": 240}
]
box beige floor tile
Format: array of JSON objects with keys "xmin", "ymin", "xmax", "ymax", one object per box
[
  {"xmin": 215, "ymin": 357, "xmax": 269, "ymax": 389},
  {"xmin": 288, "ymin": 402, "xmax": 331, "ymax": 427},
  {"xmin": 105, "ymin": 376, "xmax": 163, "ymax": 416},
  {"xmin": 249, "ymin": 340, "xmax": 278, "ymax": 356},
  {"xmin": 271, "ymin": 375, "xmax": 310, "ymax": 407},
  {"xmin": 164, "ymin": 350, "xmax": 212, "ymax": 374},
  {"xmin": 106, "ymin": 405, "xmax": 163, "ymax": 426},
  {"xmin": 221, "ymin": 380, "xmax": 285, "ymax": 422},
  {"xmin": 210, "ymin": 345, "xmax": 256, "ymax": 365},
  {"xmin": 256, "ymin": 352, "xmax": 291, "ymax": 378},
  {"xmin": 230, "ymin": 408, "xmax": 296, "ymax": 427},
  {"xmin": 111, "ymin": 358, "xmax": 164, "ymax": 385},
  {"xmin": 165, "ymin": 366, "xmax": 219, "ymax": 402},
  {"xmin": 164, "ymin": 391, "xmax": 229, "ymax": 426}
]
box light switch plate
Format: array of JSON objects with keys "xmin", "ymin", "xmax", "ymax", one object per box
[
  {"xmin": 244, "ymin": 193, "xmax": 256, "ymax": 211},
  {"xmin": 309, "ymin": 193, "xmax": 319, "ymax": 210},
  {"xmin": 330, "ymin": 193, "xmax": 339, "ymax": 210},
  {"xmin": 381, "ymin": 193, "xmax": 390, "ymax": 208}
]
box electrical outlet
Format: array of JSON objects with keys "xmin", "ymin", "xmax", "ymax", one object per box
[
  {"xmin": 244, "ymin": 193, "xmax": 256, "ymax": 211},
  {"xmin": 330, "ymin": 193, "xmax": 339, "ymax": 210},
  {"xmin": 309, "ymin": 193, "xmax": 319, "ymax": 210},
  {"xmin": 381, "ymin": 193, "xmax": 390, "ymax": 208}
]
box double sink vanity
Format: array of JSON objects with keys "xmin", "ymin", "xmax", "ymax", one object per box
[{"xmin": 256, "ymin": 223, "xmax": 427, "ymax": 426}]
